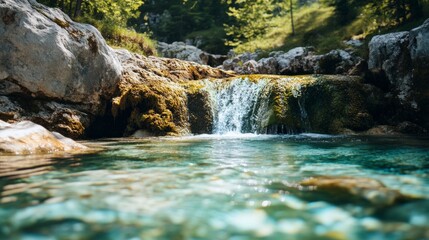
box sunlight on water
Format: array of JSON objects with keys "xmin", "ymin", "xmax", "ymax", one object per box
[{"xmin": 0, "ymin": 135, "xmax": 428, "ymax": 239}]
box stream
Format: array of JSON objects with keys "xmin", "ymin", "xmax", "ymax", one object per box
[{"xmin": 1, "ymin": 134, "xmax": 428, "ymax": 239}]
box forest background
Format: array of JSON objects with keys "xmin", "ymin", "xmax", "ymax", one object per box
[{"xmin": 39, "ymin": 0, "xmax": 429, "ymax": 57}]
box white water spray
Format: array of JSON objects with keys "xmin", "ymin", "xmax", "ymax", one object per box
[{"xmin": 203, "ymin": 78, "xmax": 271, "ymax": 134}]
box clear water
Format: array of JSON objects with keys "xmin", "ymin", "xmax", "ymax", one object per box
[{"xmin": 1, "ymin": 134, "xmax": 429, "ymax": 239}]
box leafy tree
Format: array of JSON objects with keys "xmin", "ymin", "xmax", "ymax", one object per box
[
  {"xmin": 39, "ymin": 0, "xmax": 143, "ymax": 26},
  {"xmin": 224, "ymin": 0, "xmax": 283, "ymax": 47},
  {"xmin": 134, "ymin": 0, "xmax": 230, "ymax": 52}
]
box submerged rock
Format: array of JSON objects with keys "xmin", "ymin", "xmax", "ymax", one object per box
[
  {"xmin": 0, "ymin": 120, "xmax": 87, "ymax": 154},
  {"xmin": 298, "ymin": 176, "xmax": 416, "ymax": 207}
]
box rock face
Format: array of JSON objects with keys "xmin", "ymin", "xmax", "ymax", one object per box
[
  {"xmin": 86, "ymin": 49, "xmax": 233, "ymax": 137},
  {"xmin": 157, "ymin": 41, "xmax": 227, "ymax": 67},
  {"xmin": 368, "ymin": 19, "xmax": 429, "ymax": 129},
  {"xmin": 0, "ymin": 120, "xmax": 87, "ymax": 154},
  {"xmin": 0, "ymin": 0, "xmax": 121, "ymax": 106},
  {"xmin": 0, "ymin": 0, "xmax": 122, "ymax": 138},
  {"xmin": 221, "ymin": 47, "xmax": 365, "ymax": 76},
  {"xmin": 186, "ymin": 75, "xmax": 380, "ymax": 135}
]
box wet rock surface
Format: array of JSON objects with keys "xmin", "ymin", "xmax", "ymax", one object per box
[
  {"xmin": 88, "ymin": 49, "xmax": 232, "ymax": 137},
  {"xmin": 0, "ymin": 120, "xmax": 87, "ymax": 154},
  {"xmin": 297, "ymin": 176, "xmax": 415, "ymax": 207}
]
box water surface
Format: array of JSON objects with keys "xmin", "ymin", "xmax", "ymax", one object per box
[{"xmin": 1, "ymin": 134, "xmax": 429, "ymax": 239}]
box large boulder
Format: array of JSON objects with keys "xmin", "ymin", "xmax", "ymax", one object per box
[
  {"xmin": 0, "ymin": 0, "xmax": 122, "ymax": 109},
  {"xmin": 0, "ymin": 120, "xmax": 87, "ymax": 154},
  {"xmin": 368, "ymin": 19, "xmax": 429, "ymax": 129},
  {"xmin": 0, "ymin": 0, "xmax": 122, "ymax": 138}
]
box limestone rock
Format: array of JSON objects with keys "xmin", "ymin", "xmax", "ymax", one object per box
[
  {"xmin": 276, "ymin": 47, "xmax": 315, "ymax": 74},
  {"xmin": 0, "ymin": 95, "xmax": 91, "ymax": 139},
  {"xmin": 0, "ymin": 120, "xmax": 87, "ymax": 154},
  {"xmin": 157, "ymin": 41, "xmax": 227, "ymax": 67},
  {"xmin": 257, "ymin": 57, "xmax": 278, "ymax": 74},
  {"xmin": 223, "ymin": 47, "xmax": 364, "ymax": 76},
  {"xmin": 368, "ymin": 32, "xmax": 412, "ymax": 104},
  {"xmin": 221, "ymin": 52, "xmax": 261, "ymax": 73},
  {"xmin": 368, "ymin": 19, "xmax": 429, "ymax": 129},
  {"xmin": 0, "ymin": 0, "xmax": 122, "ymax": 110},
  {"xmin": 90, "ymin": 49, "xmax": 233, "ymax": 137}
]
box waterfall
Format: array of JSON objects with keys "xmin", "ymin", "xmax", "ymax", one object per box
[
  {"xmin": 199, "ymin": 76, "xmax": 313, "ymax": 135},
  {"xmin": 203, "ymin": 77, "xmax": 271, "ymax": 134}
]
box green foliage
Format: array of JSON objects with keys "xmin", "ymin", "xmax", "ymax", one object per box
[
  {"xmin": 224, "ymin": 0, "xmax": 289, "ymax": 47},
  {"xmin": 85, "ymin": 0, "xmax": 143, "ymax": 27},
  {"xmin": 79, "ymin": 17, "xmax": 157, "ymax": 56},
  {"xmin": 38, "ymin": 0, "xmax": 143, "ymax": 27},
  {"xmin": 135, "ymin": 0, "xmax": 230, "ymax": 53}
]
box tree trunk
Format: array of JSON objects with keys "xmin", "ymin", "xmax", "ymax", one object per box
[
  {"xmin": 68, "ymin": 0, "xmax": 73, "ymax": 17},
  {"xmin": 290, "ymin": 0, "xmax": 295, "ymax": 35},
  {"xmin": 409, "ymin": 0, "xmax": 422, "ymax": 20},
  {"xmin": 74, "ymin": 0, "xmax": 83, "ymax": 18},
  {"xmin": 59, "ymin": 0, "xmax": 64, "ymax": 11}
]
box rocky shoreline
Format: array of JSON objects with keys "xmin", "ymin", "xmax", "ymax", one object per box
[{"xmin": 1, "ymin": 0, "xmax": 429, "ymax": 153}]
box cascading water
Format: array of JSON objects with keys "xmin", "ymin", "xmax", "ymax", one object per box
[
  {"xmin": 200, "ymin": 76, "xmax": 314, "ymax": 135},
  {"xmin": 203, "ymin": 77, "xmax": 271, "ymax": 134}
]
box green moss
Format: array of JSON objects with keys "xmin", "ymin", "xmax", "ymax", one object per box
[
  {"xmin": 112, "ymin": 81, "xmax": 189, "ymax": 136},
  {"xmin": 256, "ymin": 75, "xmax": 374, "ymax": 134},
  {"xmin": 78, "ymin": 17, "xmax": 157, "ymax": 56}
]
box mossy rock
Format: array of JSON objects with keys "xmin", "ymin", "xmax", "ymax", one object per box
[
  {"xmin": 243, "ymin": 74, "xmax": 377, "ymax": 134},
  {"xmin": 112, "ymin": 81, "xmax": 189, "ymax": 136}
]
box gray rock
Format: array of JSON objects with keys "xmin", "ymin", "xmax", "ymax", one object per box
[
  {"xmin": 223, "ymin": 47, "xmax": 363, "ymax": 76},
  {"xmin": 257, "ymin": 57, "xmax": 278, "ymax": 74},
  {"xmin": 368, "ymin": 19, "xmax": 429, "ymax": 129},
  {"xmin": 221, "ymin": 52, "xmax": 261, "ymax": 73},
  {"xmin": 315, "ymin": 49, "xmax": 358, "ymax": 74},
  {"xmin": 368, "ymin": 32, "xmax": 412, "ymax": 105},
  {"xmin": 276, "ymin": 47, "xmax": 315, "ymax": 74},
  {"xmin": 344, "ymin": 39, "xmax": 364, "ymax": 47},
  {"xmin": 242, "ymin": 60, "xmax": 259, "ymax": 74},
  {"xmin": 0, "ymin": 0, "xmax": 122, "ymax": 111},
  {"xmin": 157, "ymin": 41, "xmax": 226, "ymax": 67}
]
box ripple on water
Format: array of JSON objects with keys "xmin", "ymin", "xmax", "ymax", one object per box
[{"xmin": 0, "ymin": 135, "xmax": 428, "ymax": 239}]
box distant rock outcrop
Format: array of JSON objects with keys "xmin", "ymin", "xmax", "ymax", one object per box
[
  {"xmin": 157, "ymin": 41, "xmax": 227, "ymax": 67},
  {"xmin": 0, "ymin": 0, "xmax": 122, "ymax": 138},
  {"xmin": 221, "ymin": 47, "xmax": 365, "ymax": 76}
]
